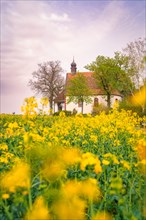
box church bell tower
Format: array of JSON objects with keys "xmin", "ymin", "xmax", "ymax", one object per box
[{"xmin": 71, "ymin": 58, "xmax": 77, "ymax": 74}]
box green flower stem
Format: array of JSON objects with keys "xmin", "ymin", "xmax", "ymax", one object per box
[
  {"xmin": 2, "ymin": 200, "xmax": 13, "ymax": 220},
  {"xmin": 28, "ymin": 187, "xmax": 32, "ymax": 210},
  {"xmin": 88, "ymin": 199, "xmax": 94, "ymax": 219}
]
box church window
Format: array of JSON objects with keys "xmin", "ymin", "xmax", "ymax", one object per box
[{"xmin": 94, "ymin": 98, "xmax": 99, "ymax": 107}]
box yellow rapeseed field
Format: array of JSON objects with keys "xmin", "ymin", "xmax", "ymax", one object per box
[{"xmin": 0, "ymin": 94, "xmax": 145, "ymax": 220}]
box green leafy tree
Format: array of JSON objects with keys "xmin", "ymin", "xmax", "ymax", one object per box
[
  {"xmin": 85, "ymin": 54, "xmax": 134, "ymax": 108},
  {"xmin": 66, "ymin": 72, "xmax": 92, "ymax": 114}
]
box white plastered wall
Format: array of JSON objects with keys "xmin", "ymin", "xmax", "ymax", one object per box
[{"xmin": 65, "ymin": 95, "xmax": 122, "ymax": 114}]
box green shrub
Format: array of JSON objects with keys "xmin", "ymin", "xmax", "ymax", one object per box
[
  {"xmin": 119, "ymin": 98, "xmax": 146, "ymax": 117},
  {"xmin": 92, "ymin": 103, "xmax": 109, "ymax": 116},
  {"xmin": 53, "ymin": 110, "xmax": 72, "ymax": 116}
]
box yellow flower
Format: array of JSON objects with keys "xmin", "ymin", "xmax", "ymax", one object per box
[
  {"xmin": 138, "ymin": 159, "xmax": 146, "ymax": 175},
  {"xmin": 22, "ymin": 191, "xmax": 28, "ymax": 195},
  {"xmin": 104, "ymin": 153, "xmax": 113, "ymax": 158},
  {"xmin": 62, "ymin": 148, "xmax": 81, "ymax": 166},
  {"xmin": 113, "ymin": 157, "xmax": 119, "ymax": 165},
  {"xmin": 63, "ymin": 178, "xmax": 101, "ymax": 203},
  {"xmin": 8, "ymin": 122, "xmax": 19, "ymax": 129},
  {"xmin": 25, "ymin": 196, "xmax": 50, "ymax": 220},
  {"xmin": 94, "ymin": 161, "xmax": 102, "ymax": 174},
  {"xmin": 2, "ymin": 194, "xmax": 9, "ymax": 199},
  {"xmin": 135, "ymin": 139, "xmax": 146, "ymax": 160},
  {"xmin": 53, "ymin": 195, "xmax": 86, "ymax": 220},
  {"xmin": 23, "ymin": 132, "xmax": 31, "ymax": 144},
  {"xmin": 102, "ymin": 159, "xmax": 110, "ymax": 165},
  {"xmin": 21, "ymin": 96, "xmax": 38, "ymax": 116},
  {"xmin": 31, "ymin": 133, "xmax": 44, "ymax": 142},
  {"xmin": 121, "ymin": 160, "xmax": 130, "ymax": 170},
  {"xmin": 5, "ymin": 127, "xmax": 13, "ymax": 136},
  {"xmin": 59, "ymin": 111, "xmax": 66, "ymax": 117},
  {"xmin": 92, "ymin": 211, "xmax": 112, "ymax": 220},
  {"xmin": 103, "ymin": 153, "xmax": 119, "ymax": 165},
  {"xmin": 80, "ymin": 152, "xmax": 102, "ymax": 174},
  {"xmin": 113, "ymin": 139, "xmax": 120, "ymax": 147},
  {"xmin": 113, "ymin": 99, "xmax": 119, "ymax": 110},
  {"xmin": 90, "ymin": 134, "xmax": 98, "ymax": 143},
  {"xmin": 42, "ymin": 161, "xmax": 65, "ymax": 181},
  {"xmin": 0, "ymin": 143, "xmax": 8, "ymax": 151},
  {"xmin": 79, "ymin": 178, "xmax": 101, "ymax": 202},
  {"xmin": 131, "ymin": 84, "xmax": 146, "ymax": 106},
  {"xmin": 0, "ymin": 157, "xmax": 8, "ymax": 164},
  {"xmin": 63, "ymin": 180, "xmax": 81, "ymax": 198},
  {"xmin": 140, "ymin": 159, "xmax": 146, "ymax": 165},
  {"xmin": 40, "ymin": 97, "xmax": 49, "ymax": 107},
  {"xmin": 1, "ymin": 161, "xmax": 30, "ymax": 192}
]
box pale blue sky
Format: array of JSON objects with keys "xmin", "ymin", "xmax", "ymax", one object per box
[{"xmin": 1, "ymin": 0, "xmax": 145, "ymax": 114}]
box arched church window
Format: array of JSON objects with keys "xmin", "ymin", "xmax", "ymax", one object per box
[{"xmin": 94, "ymin": 98, "xmax": 99, "ymax": 107}]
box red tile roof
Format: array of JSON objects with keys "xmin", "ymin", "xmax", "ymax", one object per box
[
  {"xmin": 66, "ymin": 72, "xmax": 121, "ymax": 95},
  {"xmin": 55, "ymin": 71, "xmax": 121, "ymax": 102}
]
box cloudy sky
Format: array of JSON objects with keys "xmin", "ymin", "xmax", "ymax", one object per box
[{"xmin": 1, "ymin": 0, "xmax": 145, "ymax": 114}]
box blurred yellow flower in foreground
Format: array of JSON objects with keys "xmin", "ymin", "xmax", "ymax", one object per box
[
  {"xmin": 137, "ymin": 159, "xmax": 146, "ymax": 175},
  {"xmin": 79, "ymin": 178, "xmax": 101, "ymax": 202},
  {"xmin": 135, "ymin": 138, "xmax": 146, "ymax": 175},
  {"xmin": 53, "ymin": 196, "xmax": 86, "ymax": 220},
  {"xmin": 92, "ymin": 211, "xmax": 112, "ymax": 220},
  {"xmin": 52, "ymin": 178, "xmax": 101, "ymax": 219},
  {"xmin": 42, "ymin": 160, "xmax": 65, "ymax": 181},
  {"xmin": 2, "ymin": 193, "xmax": 9, "ymax": 200},
  {"xmin": 62, "ymin": 147, "xmax": 81, "ymax": 166},
  {"xmin": 25, "ymin": 196, "xmax": 50, "ymax": 220},
  {"xmin": 63, "ymin": 178, "xmax": 101, "ymax": 202},
  {"xmin": 131, "ymin": 84, "xmax": 146, "ymax": 106},
  {"xmin": 135, "ymin": 139, "xmax": 146, "ymax": 160},
  {"xmin": 1, "ymin": 161, "xmax": 30, "ymax": 192},
  {"xmin": 41, "ymin": 147, "xmax": 82, "ymax": 181}
]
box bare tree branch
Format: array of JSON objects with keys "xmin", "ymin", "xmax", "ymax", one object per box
[{"xmin": 28, "ymin": 61, "xmax": 65, "ymax": 111}]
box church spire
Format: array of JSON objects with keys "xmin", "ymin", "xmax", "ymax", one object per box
[{"xmin": 71, "ymin": 57, "xmax": 77, "ymax": 74}]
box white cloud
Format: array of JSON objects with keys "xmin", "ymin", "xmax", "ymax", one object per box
[{"xmin": 41, "ymin": 12, "xmax": 71, "ymax": 22}]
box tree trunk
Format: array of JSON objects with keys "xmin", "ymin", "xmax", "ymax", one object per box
[
  {"xmin": 107, "ymin": 94, "xmax": 111, "ymax": 109},
  {"xmin": 81, "ymin": 101, "xmax": 84, "ymax": 114},
  {"xmin": 49, "ymin": 100, "xmax": 53, "ymax": 115}
]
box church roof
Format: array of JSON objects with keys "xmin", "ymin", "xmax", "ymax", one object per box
[
  {"xmin": 55, "ymin": 71, "xmax": 121, "ymax": 103},
  {"xmin": 66, "ymin": 72, "xmax": 121, "ymax": 96}
]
